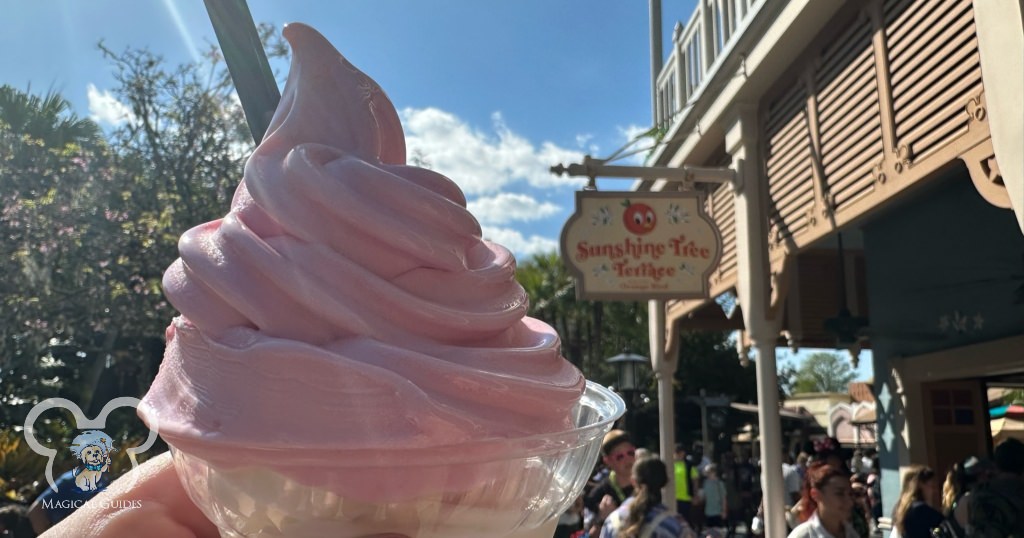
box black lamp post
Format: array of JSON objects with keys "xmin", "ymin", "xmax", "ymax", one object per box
[{"xmin": 607, "ymin": 351, "xmax": 648, "ymax": 435}]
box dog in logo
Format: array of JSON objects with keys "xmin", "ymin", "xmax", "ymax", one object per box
[{"xmin": 69, "ymin": 430, "xmax": 116, "ymax": 492}]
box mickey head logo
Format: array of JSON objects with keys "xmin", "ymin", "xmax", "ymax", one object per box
[{"xmin": 23, "ymin": 397, "xmax": 159, "ymax": 492}]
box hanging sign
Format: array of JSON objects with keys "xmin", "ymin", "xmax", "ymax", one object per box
[{"xmin": 560, "ymin": 191, "xmax": 722, "ymax": 300}]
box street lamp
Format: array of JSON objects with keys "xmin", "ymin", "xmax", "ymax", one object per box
[
  {"xmin": 607, "ymin": 352, "xmax": 648, "ymax": 435},
  {"xmin": 608, "ymin": 352, "xmax": 647, "ymax": 391}
]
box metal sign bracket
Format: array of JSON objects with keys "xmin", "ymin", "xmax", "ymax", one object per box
[{"xmin": 550, "ymin": 155, "xmax": 736, "ymax": 189}]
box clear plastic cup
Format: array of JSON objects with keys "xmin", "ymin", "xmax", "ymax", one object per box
[{"xmin": 169, "ymin": 381, "xmax": 624, "ymax": 537}]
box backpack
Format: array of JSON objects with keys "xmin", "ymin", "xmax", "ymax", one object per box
[
  {"xmin": 968, "ymin": 481, "xmax": 1024, "ymax": 537},
  {"xmin": 640, "ymin": 512, "xmax": 672, "ymax": 538},
  {"xmin": 930, "ymin": 518, "xmax": 964, "ymax": 538},
  {"xmin": 930, "ymin": 497, "xmax": 967, "ymax": 538},
  {"xmin": 607, "ymin": 509, "xmax": 690, "ymax": 538}
]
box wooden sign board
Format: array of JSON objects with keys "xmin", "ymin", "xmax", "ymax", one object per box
[{"xmin": 560, "ymin": 191, "xmax": 722, "ymax": 300}]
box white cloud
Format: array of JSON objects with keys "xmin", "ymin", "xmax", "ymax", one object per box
[
  {"xmin": 575, "ymin": 133, "xmax": 600, "ymax": 156},
  {"xmin": 400, "ymin": 107, "xmax": 586, "ymax": 195},
  {"xmin": 481, "ymin": 226, "xmax": 559, "ymax": 258},
  {"xmin": 86, "ymin": 84, "xmax": 134, "ymax": 128},
  {"xmin": 619, "ymin": 124, "xmax": 650, "ymax": 145},
  {"xmin": 467, "ymin": 192, "xmax": 560, "ymax": 225}
]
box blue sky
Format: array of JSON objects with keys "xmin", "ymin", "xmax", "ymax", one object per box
[
  {"xmin": 3, "ymin": 0, "xmax": 704, "ymax": 259},
  {"xmin": 3, "ymin": 1, "xmax": 874, "ymax": 381}
]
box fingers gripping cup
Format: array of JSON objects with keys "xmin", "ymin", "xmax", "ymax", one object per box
[{"xmin": 138, "ymin": 22, "xmax": 623, "ymax": 537}]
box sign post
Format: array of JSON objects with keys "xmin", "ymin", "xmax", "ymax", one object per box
[{"xmin": 554, "ymin": 158, "xmax": 731, "ymax": 512}]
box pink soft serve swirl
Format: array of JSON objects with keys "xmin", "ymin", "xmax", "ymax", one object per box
[{"xmin": 139, "ymin": 23, "xmax": 585, "ymax": 466}]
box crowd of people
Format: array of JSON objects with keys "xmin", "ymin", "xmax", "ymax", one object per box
[
  {"xmin": 556, "ymin": 430, "xmax": 755, "ymax": 538},
  {"xmin": 554, "ymin": 430, "xmax": 1024, "ymax": 538},
  {"xmin": 3, "ymin": 427, "xmax": 1023, "ymax": 537}
]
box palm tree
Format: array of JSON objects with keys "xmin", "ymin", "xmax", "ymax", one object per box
[
  {"xmin": 517, "ymin": 252, "xmax": 647, "ymax": 381},
  {"xmin": 0, "ymin": 85, "xmax": 100, "ymax": 148}
]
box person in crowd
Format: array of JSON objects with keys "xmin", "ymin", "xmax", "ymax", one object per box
[
  {"xmin": 687, "ymin": 442, "xmax": 711, "ymax": 478},
  {"xmin": 784, "ymin": 450, "xmax": 807, "ymax": 531},
  {"xmin": 812, "ymin": 437, "xmax": 848, "ymax": 472},
  {"xmin": 891, "ymin": 465, "xmax": 943, "ymax": 538},
  {"xmin": 940, "ymin": 456, "xmax": 992, "ymax": 536},
  {"xmin": 811, "ymin": 438, "xmax": 869, "ymax": 537},
  {"xmin": 784, "ymin": 452, "xmax": 803, "ymax": 506},
  {"xmin": 674, "ymin": 444, "xmax": 700, "ymax": 521},
  {"xmin": 788, "ymin": 462, "xmax": 858, "ymax": 538},
  {"xmin": 585, "ymin": 430, "xmax": 638, "ymax": 535},
  {"xmin": 940, "ymin": 462, "xmax": 965, "ymax": 519},
  {"xmin": 861, "ymin": 450, "xmax": 876, "ymax": 477},
  {"xmin": 556, "ymin": 495, "xmax": 585, "ymax": 538},
  {"xmin": 850, "ymin": 474, "xmax": 871, "ymax": 535},
  {"xmin": 735, "ymin": 452, "xmax": 758, "ymax": 530},
  {"xmin": 601, "ymin": 458, "xmax": 696, "ymax": 538},
  {"xmin": 867, "ymin": 457, "xmax": 882, "ymax": 529},
  {"xmin": 700, "ymin": 464, "xmax": 728, "ymax": 533},
  {"xmin": 719, "ymin": 453, "xmax": 742, "ymax": 537},
  {"xmin": 796, "ymin": 452, "xmax": 810, "ymax": 481},
  {"xmin": 968, "ymin": 438, "xmax": 1024, "ymax": 537},
  {"xmin": 850, "ymin": 450, "xmax": 865, "ymax": 476}
]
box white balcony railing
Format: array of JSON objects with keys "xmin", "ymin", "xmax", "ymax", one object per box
[{"xmin": 655, "ymin": 0, "xmax": 766, "ymax": 129}]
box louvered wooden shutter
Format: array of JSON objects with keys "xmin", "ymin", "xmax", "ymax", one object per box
[
  {"xmin": 886, "ymin": 0, "xmax": 983, "ymax": 163},
  {"xmin": 816, "ymin": 13, "xmax": 884, "ymax": 211},
  {"xmin": 765, "ymin": 83, "xmax": 814, "ymax": 244}
]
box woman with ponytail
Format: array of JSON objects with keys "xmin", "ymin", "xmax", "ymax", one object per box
[
  {"xmin": 788, "ymin": 462, "xmax": 858, "ymax": 538},
  {"xmin": 601, "ymin": 458, "xmax": 696, "ymax": 538}
]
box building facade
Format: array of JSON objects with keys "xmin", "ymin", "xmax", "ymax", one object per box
[{"xmin": 643, "ymin": 0, "xmax": 1023, "ymax": 532}]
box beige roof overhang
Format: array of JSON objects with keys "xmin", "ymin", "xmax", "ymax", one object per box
[{"xmin": 973, "ymin": 0, "xmax": 1024, "ymax": 235}]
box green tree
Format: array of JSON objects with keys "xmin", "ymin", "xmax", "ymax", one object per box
[
  {"xmin": 0, "ymin": 86, "xmax": 100, "ymax": 148},
  {"xmin": 0, "ymin": 85, "xmax": 115, "ymax": 425},
  {"xmin": 515, "ymin": 252, "xmax": 759, "ymax": 451},
  {"xmin": 516, "ymin": 251, "xmax": 648, "ymax": 384},
  {"xmin": 1, "ymin": 28, "xmax": 288, "ymax": 494},
  {"xmin": 792, "ymin": 351, "xmax": 857, "ymax": 393},
  {"xmin": 1, "ymin": 27, "xmax": 288, "ymax": 428}
]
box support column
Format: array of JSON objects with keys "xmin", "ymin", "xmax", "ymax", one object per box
[
  {"xmin": 752, "ymin": 334, "xmax": 785, "ymax": 534},
  {"xmin": 727, "ymin": 104, "xmax": 787, "ymax": 538},
  {"xmin": 651, "ymin": 0, "xmax": 663, "ymax": 126},
  {"xmin": 649, "ymin": 299, "xmax": 678, "ymax": 513},
  {"xmin": 699, "ymin": 0, "xmax": 713, "ymax": 76}
]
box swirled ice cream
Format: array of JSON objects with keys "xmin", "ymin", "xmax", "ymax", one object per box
[{"xmin": 138, "ymin": 22, "xmax": 585, "ymax": 506}]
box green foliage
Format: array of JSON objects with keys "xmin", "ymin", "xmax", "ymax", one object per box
[
  {"xmin": 673, "ymin": 331, "xmax": 757, "ymax": 403},
  {"xmin": 792, "ymin": 351, "xmax": 857, "ymax": 394},
  {"xmin": 516, "ymin": 251, "xmax": 648, "ymax": 385},
  {"xmin": 0, "ymin": 428, "xmax": 51, "ymax": 501},
  {"xmin": 515, "ymin": 253, "xmax": 758, "ymax": 451},
  {"xmin": 0, "ymin": 30, "xmax": 291, "ymax": 493},
  {"xmin": 778, "ymin": 362, "xmax": 799, "ymax": 397},
  {"xmin": 1, "ymin": 27, "xmax": 288, "ymax": 431},
  {"xmin": 0, "ymin": 86, "xmax": 101, "ymax": 148},
  {"xmin": 0, "ymin": 86, "xmax": 116, "ymax": 422}
]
